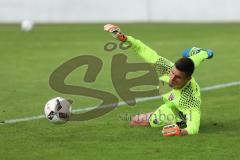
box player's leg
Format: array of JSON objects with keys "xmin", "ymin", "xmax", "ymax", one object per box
[
  {"xmin": 182, "ymin": 47, "xmax": 214, "ymax": 68},
  {"xmin": 149, "ymin": 104, "xmax": 177, "ymax": 128}
]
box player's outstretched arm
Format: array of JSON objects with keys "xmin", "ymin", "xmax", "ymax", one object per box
[
  {"xmin": 104, "ymin": 24, "xmax": 174, "ymax": 76},
  {"xmin": 104, "ymin": 24, "xmax": 160, "ymax": 63}
]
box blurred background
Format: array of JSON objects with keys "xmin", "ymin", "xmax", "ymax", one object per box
[{"xmin": 0, "ymin": 0, "xmax": 240, "ymax": 23}]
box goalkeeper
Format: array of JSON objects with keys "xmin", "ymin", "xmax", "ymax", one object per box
[{"xmin": 104, "ymin": 24, "xmax": 214, "ymax": 136}]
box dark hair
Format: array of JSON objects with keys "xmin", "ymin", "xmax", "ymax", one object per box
[{"xmin": 175, "ymin": 58, "xmax": 195, "ymax": 77}]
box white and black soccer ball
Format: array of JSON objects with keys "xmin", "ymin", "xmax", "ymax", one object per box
[
  {"xmin": 44, "ymin": 97, "xmax": 72, "ymax": 124},
  {"xmin": 21, "ymin": 20, "xmax": 34, "ymax": 32}
]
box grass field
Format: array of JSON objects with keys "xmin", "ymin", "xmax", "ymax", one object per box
[{"xmin": 0, "ymin": 23, "xmax": 240, "ymax": 160}]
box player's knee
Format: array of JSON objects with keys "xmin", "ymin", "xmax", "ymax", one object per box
[
  {"xmin": 149, "ymin": 113, "xmax": 163, "ymax": 128},
  {"xmin": 149, "ymin": 112, "xmax": 177, "ymax": 128}
]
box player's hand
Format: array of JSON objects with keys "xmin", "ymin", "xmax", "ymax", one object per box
[
  {"xmin": 104, "ymin": 24, "xmax": 127, "ymax": 42},
  {"xmin": 162, "ymin": 124, "xmax": 181, "ymax": 137},
  {"xmin": 104, "ymin": 24, "xmax": 120, "ymax": 33}
]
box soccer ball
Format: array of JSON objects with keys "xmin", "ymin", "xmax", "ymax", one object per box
[
  {"xmin": 21, "ymin": 20, "xmax": 34, "ymax": 32},
  {"xmin": 44, "ymin": 97, "xmax": 72, "ymax": 124}
]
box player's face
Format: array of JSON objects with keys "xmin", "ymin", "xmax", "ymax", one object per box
[{"xmin": 169, "ymin": 66, "xmax": 191, "ymax": 89}]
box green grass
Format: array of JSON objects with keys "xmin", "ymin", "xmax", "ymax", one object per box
[{"xmin": 0, "ymin": 23, "xmax": 240, "ymax": 160}]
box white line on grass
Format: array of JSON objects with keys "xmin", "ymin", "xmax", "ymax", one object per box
[{"xmin": 1, "ymin": 81, "xmax": 240, "ymax": 124}]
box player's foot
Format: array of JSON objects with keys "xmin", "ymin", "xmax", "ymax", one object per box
[
  {"xmin": 129, "ymin": 113, "xmax": 152, "ymax": 126},
  {"xmin": 182, "ymin": 47, "xmax": 214, "ymax": 59}
]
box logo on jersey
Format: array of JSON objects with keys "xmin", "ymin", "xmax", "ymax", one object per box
[{"xmin": 168, "ymin": 93, "xmax": 175, "ymax": 101}]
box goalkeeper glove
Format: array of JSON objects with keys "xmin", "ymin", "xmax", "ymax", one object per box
[
  {"xmin": 104, "ymin": 24, "xmax": 127, "ymax": 42},
  {"xmin": 162, "ymin": 124, "xmax": 181, "ymax": 137}
]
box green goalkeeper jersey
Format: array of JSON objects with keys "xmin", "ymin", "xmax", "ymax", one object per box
[{"xmin": 127, "ymin": 36, "xmax": 209, "ymax": 134}]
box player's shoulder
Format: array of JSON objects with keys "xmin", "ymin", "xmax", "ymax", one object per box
[
  {"xmin": 178, "ymin": 78, "xmax": 201, "ymax": 110},
  {"xmin": 181, "ymin": 77, "xmax": 200, "ymax": 95}
]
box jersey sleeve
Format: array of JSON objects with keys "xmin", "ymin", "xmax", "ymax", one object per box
[
  {"xmin": 184, "ymin": 109, "xmax": 201, "ymax": 135},
  {"xmin": 127, "ymin": 36, "xmax": 174, "ymax": 76},
  {"xmin": 178, "ymin": 80, "xmax": 201, "ymax": 135}
]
